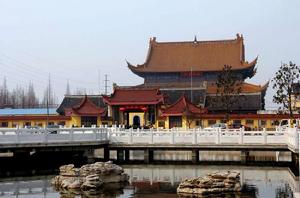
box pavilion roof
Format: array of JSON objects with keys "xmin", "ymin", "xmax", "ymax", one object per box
[
  {"xmin": 103, "ymin": 88, "xmax": 164, "ymax": 105},
  {"xmin": 161, "ymin": 95, "xmax": 207, "ymax": 116},
  {"xmin": 57, "ymin": 95, "xmax": 105, "ymax": 115},
  {"xmin": 127, "ymin": 34, "xmax": 257, "ymax": 74},
  {"xmin": 64, "ymin": 95, "xmax": 106, "ymax": 116}
]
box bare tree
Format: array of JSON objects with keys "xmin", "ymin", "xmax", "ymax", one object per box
[
  {"xmin": 0, "ymin": 77, "xmax": 9, "ymax": 107},
  {"xmin": 26, "ymin": 82, "xmax": 38, "ymax": 108},
  {"xmin": 272, "ymin": 61, "xmax": 300, "ymax": 118}
]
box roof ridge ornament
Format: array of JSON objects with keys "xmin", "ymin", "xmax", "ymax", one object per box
[
  {"xmin": 150, "ymin": 37, "xmax": 156, "ymax": 44},
  {"xmin": 236, "ymin": 33, "xmax": 243, "ymax": 41},
  {"xmin": 194, "ymin": 35, "xmax": 197, "ymax": 43}
]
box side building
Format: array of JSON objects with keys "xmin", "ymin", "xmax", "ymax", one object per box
[
  {"xmin": 0, "ymin": 108, "xmax": 70, "ymax": 128},
  {"xmin": 57, "ymin": 95, "xmax": 108, "ymax": 127}
]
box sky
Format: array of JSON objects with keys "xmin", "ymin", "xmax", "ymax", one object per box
[{"xmin": 0, "ymin": 0, "xmax": 299, "ymax": 109}]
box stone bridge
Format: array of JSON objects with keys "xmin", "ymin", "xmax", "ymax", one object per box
[{"xmin": 0, "ymin": 126, "xmax": 299, "ymax": 164}]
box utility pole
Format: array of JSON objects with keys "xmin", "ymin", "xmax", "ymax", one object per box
[
  {"xmin": 104, "ymin": 74, "xmax": 109, "ymax": 95},
  {"xmin": 46, "ymin": 73, "xmax": 50, "ymax": 127}
]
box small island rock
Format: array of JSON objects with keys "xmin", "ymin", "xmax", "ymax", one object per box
[
  {"xmin": 177, "ymin": 171, "xmax": 241, "ymax": 196},
  {"xmin": 51, "ymin": 161, "xmax": 129, "ymax": 191}
]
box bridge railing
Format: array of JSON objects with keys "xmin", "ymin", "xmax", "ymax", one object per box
[
  {"xmin": 0, "ymin": 127, "xmax": 108, "ymax": 144},
  {"xmin": 107, "ymin": 127, "xmax": 294, "ymax": 147},
  {"xmin": 0, "ymin": 126, "xmax": 299, "ymax": 150}
]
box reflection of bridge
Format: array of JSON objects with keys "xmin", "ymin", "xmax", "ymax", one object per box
[
  {"xmin": 0, "ymin": 166, "xmax": 298, "ymax": 197},
  {"xmin": 0, "ymin": 176, "xmax": 55, "ymax": 197},
  {"xmin": 0, "ymin": 127, "xmax": 300, "ymax": 164}
]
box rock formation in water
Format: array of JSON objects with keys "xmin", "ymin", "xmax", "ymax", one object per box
[
  {"xmin": 51, "ymin": 161, "xmax": 129, "ymax": 192},
  {"xmin": 177, "ymin": 171, "xmax": 241, "ymax": 196}
]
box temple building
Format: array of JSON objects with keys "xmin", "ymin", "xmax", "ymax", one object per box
[
  {"xmin": 57, "ymin": 95, "xmax": 107, "ymax": 127},
  {"xmin": 109, "ymin": 34, "xmax": 269, "ymax": 128},
  {"xmin": 53, "ymin": 34, "xmax": 269, "ymax": 129},
  {"xmin": 128, "ymin": 34, "xmax": 257, "ymax": 85},
  {"xmin": 0, "ymin": 34, "xmax": 270, "ymax": 130},
  {"xmin": 126, "ymin": 34, "xmax": 267, "ymax": 110},
  {"xmin": 0, "ymin": 108, "xmax": 70, "ymax": 128},
  {"xmin": 160, "ymin": 95, "xmax": 207, "ymax": 129},
  {"xmin": 102, "ymin": 88, "xmax": 164, "ymax": 127}
]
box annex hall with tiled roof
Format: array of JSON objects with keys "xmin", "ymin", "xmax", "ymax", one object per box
[
  {"xmin": 64, "ymin": 95, "xmax": 106, "ymax": 117},
  {"xmin": 102, "ymin": 88, "xmax": 164, "ymax": 105},
  {"xmin": 161, "ymin": 95, "xmax": 208, "ymax": 117}
]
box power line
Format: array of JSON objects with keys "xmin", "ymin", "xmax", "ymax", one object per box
[{"xmin": 0, "ymin": 52, "xmax": 98, "ymax": 85}]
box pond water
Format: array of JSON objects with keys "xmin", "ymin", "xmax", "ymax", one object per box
[{"xmin": 0, "ymin": 164, "xmax": 297, "ymax": 198}]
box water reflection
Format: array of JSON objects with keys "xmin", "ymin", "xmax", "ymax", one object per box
[
  {"xmin": 0, "ymin": 165, "xmax": 297, "ymax": 198},
  {"xmin": 105, "ymin": 150, "xmax": 292, "ymax": 162},
  {"xmin": 56, "ymin": 183, "xmax": 127, "ymax": 198}
]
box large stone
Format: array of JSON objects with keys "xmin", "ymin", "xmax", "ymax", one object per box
[
  {"xmin": 52, "ymin": 161, "xmax": 129, "ymax": 194},
  {"xmin": 177, "ymin": 171, "xmax": 241, "ymax": 196},
  {"xmin": 81, "ymin": 174, "xmax": 103, "ymax": 190}
]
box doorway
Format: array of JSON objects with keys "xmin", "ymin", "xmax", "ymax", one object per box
[
  {"xmin": 133, "ymin": 115, "xmax": 141, "ymax": 128},
  {"xmin": 81, "ymin": 116, "xmax": 97, "ymax": 127}
]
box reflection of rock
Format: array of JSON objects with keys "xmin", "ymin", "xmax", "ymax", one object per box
[
  {"xmin": 81, "ymin": 183, "xmax": 126, "ymax": 198},
  {"xmin": 177, "ymin": 171, "xmax": 241, "ymax": 197},
  {"xmin": 51, "ymin": 161, "xmax": 129, "ymax": 196}
]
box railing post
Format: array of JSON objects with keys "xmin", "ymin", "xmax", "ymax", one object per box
[
  {"xmin": 193, "ymin": 129, "xmax": 197, "ymax": 144},
  {"xmin": 70, "ymin": 128, "xmax": 74, "ymax": 142},
  {"xmin": 216, "ymin": 128, "xmax": 220, "ymax": 144},
  {"xmin": 44, "ymin": 130, "xmax": 48, "ymax": 143},
  {"xmin": 239, "ymin": 127, "xmax": 244, "ymax": 144},
  {"xmin": 171, "ymin": 131, "xmax": 175, "ymax": 144},
  {"xmin": 263, "ymin": 128, "xmax": 267, "ymax": 144},
  {"xmin": 15, "ymin": 128, "xmax": 20, "ymax": 144},
  {"xmin": 129, "ymin": 128, "xmax": 133, "ymax": 144},
  {"xmin": 150, "ymin": 128, "xmax": 154, "ymax": 144},
  {"xmin": 294, "ymin": 127, "xmax": 299, "ymax": 150},
  {"xmin": 93, "ymin": 129, "xmax": 97, "ymax": 141},
  {"xmin": 106, "ymin": 128, "xmax": 109, "ymax": 141}
]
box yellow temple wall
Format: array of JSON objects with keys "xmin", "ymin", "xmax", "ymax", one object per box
[{"xmin": 0, "ymin": 118, "xmax": 69, "ymax": 128}]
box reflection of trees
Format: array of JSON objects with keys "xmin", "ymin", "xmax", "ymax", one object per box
[{"xmin": 275, "ymin": 184, "xmax": 293, "ymax": 198}]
